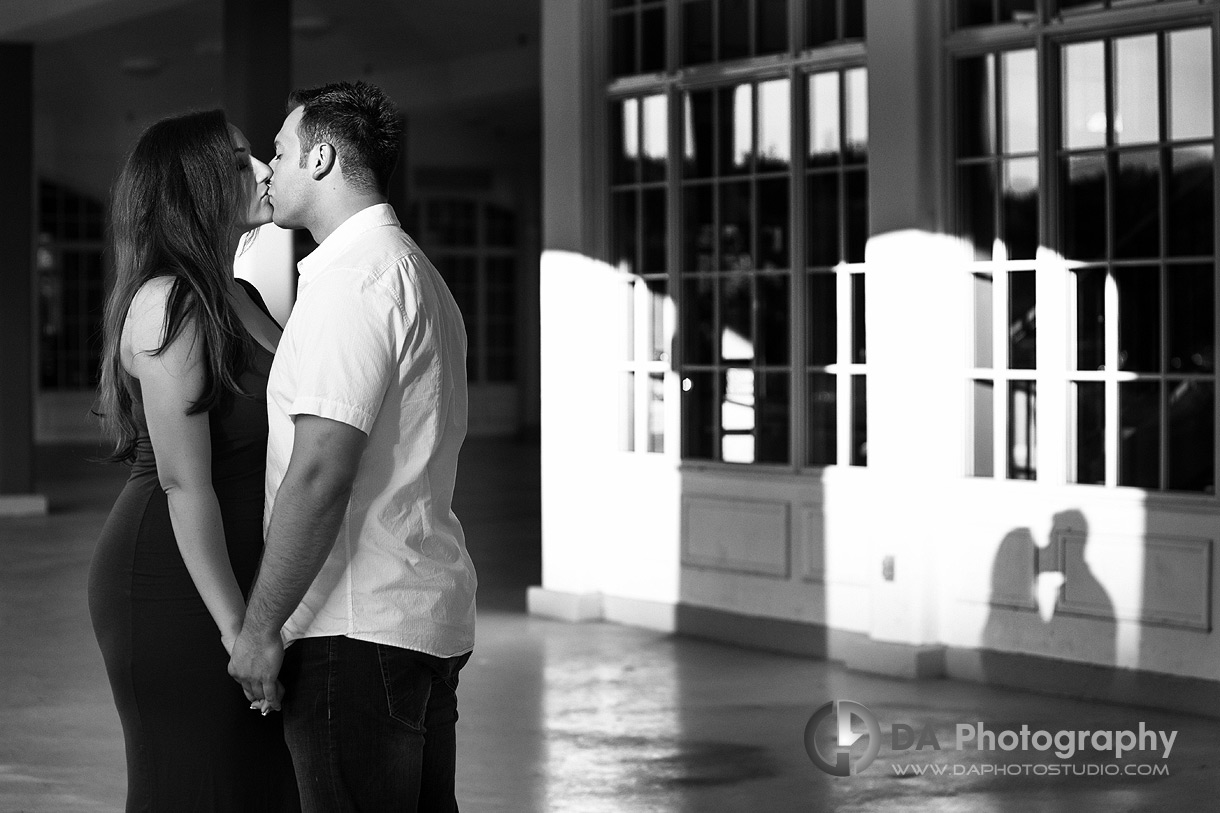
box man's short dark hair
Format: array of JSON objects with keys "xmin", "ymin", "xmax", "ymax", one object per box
[{"xmin": 287, "ymin": 81, "xmax": 403, "ymax": 195}]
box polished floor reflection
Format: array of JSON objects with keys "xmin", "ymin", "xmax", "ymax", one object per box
[{"xmin": 3, "ymin": 439, "xmax": 1220, "ymax": 811}]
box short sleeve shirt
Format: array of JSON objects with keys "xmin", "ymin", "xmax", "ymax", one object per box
[{"xmin": 265, "ymin": 204, "xmax": 475, "ymax": 657}]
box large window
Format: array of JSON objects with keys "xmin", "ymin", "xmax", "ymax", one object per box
[
  {"xmin": 609, "ymin": 0, "xmax": 868, "ymax": 468},
  {"xmin": 954, "ymin": 2, "xmax": 1216, "ymax": 494}
]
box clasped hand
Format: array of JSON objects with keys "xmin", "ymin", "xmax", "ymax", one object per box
[{"xmin": 227, "ymin": 627, "xmax": 286, "ymax": 713}]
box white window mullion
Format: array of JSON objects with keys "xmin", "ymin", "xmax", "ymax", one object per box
[{"xmin": 1104, "ymin": 269, "xmax": 1120, "ymax": 486}]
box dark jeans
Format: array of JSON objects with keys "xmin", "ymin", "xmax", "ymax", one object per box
[{"xmin": 280, "ymin": 635, "xmax": 470, "ymax": 813}]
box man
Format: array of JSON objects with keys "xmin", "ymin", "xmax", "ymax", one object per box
[{"xmin": 228, "ymin": 81, "xmax": 476, "ymax": 812}]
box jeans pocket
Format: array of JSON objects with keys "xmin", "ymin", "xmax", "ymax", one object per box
[{"xmin": 374, "ymin": 644, "xmax": 432, "ymax": 732}]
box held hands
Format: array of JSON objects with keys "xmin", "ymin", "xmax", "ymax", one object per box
[{"xmin": 227, "ymin": 626, "xmax": 286, "ymax": 713}]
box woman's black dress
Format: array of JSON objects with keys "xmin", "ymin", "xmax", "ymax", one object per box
[{"xmin": 89, "ymin": 282, "xmax": 299, "ymax": 812}]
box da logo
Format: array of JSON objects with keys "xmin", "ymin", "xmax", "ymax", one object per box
[{"xmin": 804, "ymin": 700, "xmax": 882, "ymax": 776}]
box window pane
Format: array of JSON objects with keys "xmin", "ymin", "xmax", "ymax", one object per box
[
  {"xmin": 971, "ymin": 379, "xmax": 995, "ymax": 477},
  {"xmin": 807, "ymin": 272, "xmax": 837, "ymax": 365},
  {"xmin": 1115, "ymin": 266, "xmax": 1159, "ymax": 372},
  {"xmin": 1061, "ymin": 154, "xmax": 1106, "ymax": 260},
  {"xmin": 851, "ymin": 273, "xmax": 866, "ymax": 364},
  {"xmin": 758, "ymin": 79, "xmax": 791, "ymax": 170},
  {"xmin": 647, "ymin": 279, "xmax": 669, "ymax": 361},
  {"xmin": 1114, "ymin": 35, "xmax": 1160, "ymax": 145},
  {"xmin": 611, "ymin": 13, "xmax": 636, "ymax": 77},
  {"xmin": 1168, "ymin": 146, "xmax": 1214, "ymax": 257},
  {"xmin": 758, "ymin": 373, "xmax": 790, "ymax": 463},
  {"xmin": 807, "ymin": 0, "xmax": 837, "ymax": 47},
  {"xmin": 851, "ymin": 374, "xmax": 868, "ymax": 465},
  {"xmin": 641, "ymin": 94, "xmax": 668, "ymax": 182},
  {"xmin": 807, "ymin": 172, "xmax": 840, "ymax": 266},
  {"xmin": 684, "ymin": 184, "xmax": 714, "ymax": 271},
  {"xmin": 1064, "ymin": 41, "xmax": 1106, "ymax": 150},
  {"xmin": 757, "ymin": 273, "xmax": 789, "ymax": 365},
  {"xmin": 1002, "ymin": 49, "xmax": 1038, "ymax": 154},
  {"xmin": 1008, "ymin": 380, "xmax": 1037, "ymax": 479},
  {"xmin": 721, "ymin": 0, "xmax": 750, "ymax": 61},
  {"xmin": 843, "ymin": 0, "xmax": 864, "ymax": 41},
  {"xmin": 1167, "ymin": 264, "xmax": 1214, "ymax": 373},
  {"xmin": 845, "ymin": 68, "xmax": 868, "ymax": 163},
  {"xmin": 612, "ymin": 98, "xmax": 639, "ymax": 184},
  {"xmin": 682, "ymin": 276, "xmax": 715, "ymax": 363},
  {"xmin": 720, "ymin": 275, "xmax": 754, "ymax": 361},
  {"xmin": 958, "ymin": 55, "xmax": 996, "ymax": 158},
  {"xmin": 682, "ymin": 0, "xmax": 714, "ymax": 66},
  {"xmin": 974, "ymin": 273, "xmax": 994, "ymax": 368},
  {"xmin": 720, "ymin": 84, "xmax": 754, "ymax": 175},
  {"xmin": 808, "ymin": 72, "xmax": 841, "ymax": 167},
  {"xmin": 807, "ymin": 372, "xmax": 837, "ymax": 465},
  {"xmin": 845, "ymin": 170, "xmax": 868, "ymax": 262},
  {"xmin": 960, "ymin": 163, "xmax": 997, "ymax": 260},
  {"xmin": 1114, "ymin": 150, "xmax": 1160, "ymax": 259},
  {"xmin": 647, "ymin": 372, "xmax": 666, "ymax": 453},
  {"xmin": 684, "ymin": 90, "xmax": 715, "ymax": 179},
  {"xmin": 1009, "ymin": 270, "xmax": 1036, "ymax": 369},
  {"xmin": 758, "ymin": 177, "xmax": 789, "ymax": 269},
  {"xmin": 1170, "ymin": 28, "xmax": 1213, "ymax": 141},
  {"xmin": 1119, "ymin": 380, "xmax": 1160, "ymax": 488},
  {"xmin": 622, "ymin": 372, "xmax": 636, "ymax": 451},
  {"xmin": 641, "ymin": 6, "xmax": 666, "ymax": 73},
  {"xmin": 641, "ymin": 188, "xmax": 667, "ymax": 274},
  {"xmin": 682, "ymin": 371, "xmax": 716, "ymax": 458},
  {"xmin": 1002, "ymin": 157, "xmax": 1039, "ymax": 260},
  {"xmin": 1073, "ymin": 381, "xmax": 1105, "ymax": 485},
  {"xmin": 1075, "ymin": 267, "xmax": 1105, "ymax": 371},
  {"xmin": 757, "ymin": 0, "xmax": 787, "ymax": 55},
  {"xmin": 722, "ymin": 368, "xmax": 756, "ymax": 463},
  {"xmin": 612, "ymin": 190, "xmax": 638, "ymax": 274},
  {"xmin": 721, "ymin": 181, "xmax": 753, "ymax": 269},
  {"xmin": 1168, "ymin": 380, "xmax": 1214, "ymax": 493}
]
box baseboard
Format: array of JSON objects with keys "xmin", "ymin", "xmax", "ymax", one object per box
[
  {"xmin": 0, "ymin": 494, "xmax": 48, "ymax": 517},
  {"xmin": 526, "ymin": 586, "xmax": 602, "ymax": 622}
]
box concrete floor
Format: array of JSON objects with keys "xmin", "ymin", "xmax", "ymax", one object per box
[{"xmin": 3, "ymin": 438, "xmax": 1220, "ymax": 812}]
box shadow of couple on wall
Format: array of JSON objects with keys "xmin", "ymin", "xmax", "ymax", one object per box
[{"xmin": 981, "ymin": 509, "xmax": 1117, "ymax": 701}]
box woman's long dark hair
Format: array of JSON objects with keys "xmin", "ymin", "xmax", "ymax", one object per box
[{"xmin": 97, "ymin": 109, "xmax": 254, "ymax": 462}]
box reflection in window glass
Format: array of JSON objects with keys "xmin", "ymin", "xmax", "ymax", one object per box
[
  {"xmin": 1008, "ymin": 381, "xmax": 1036, "ymax": 479},
  {"xmin": 972, "ymin": 380, "xmax": 995, "ymax": 477},
  {"xmin": 1073, "ymin": 381, "xmax": 1105, "ymax": 485},
  {"xmin": 1167, "ymin": 266, "xmax": 1214, "ymax": 374},
  {"xmin": 807, "ymin": 173, "xmax": 840, "ymax": 265},
  {"xmin": 642, "ymin": 188, "xmax": 667, "ymax": 274},
  {"xmin": 684, "ymin": 90, "xmax": 715, "ymax": 178},
  {"xmin": 845, "ymin": 170, "xmax": 868, "ymax": 262},
  {"xmin": 721, "ymin": 0, "xmax": 750, "ymax": 62},
  {"xmin": 845, "ymin": 68, "xmax": 868, "ymax": 160},
  {"xmin": 721, "ymin": 367, "xmax": 756, "ymax": 463},
  {"xmin": 851, "ymin": 273, "xmax": 866, "ymax": 364},
  {"xmin": 851, "ymin": 375, "xmax": 867, "ymax": 466},
  {"xmin": 1003, "ymin": 50, "xmax": 1038, "ymax": 154},
  {"xmin": 809, "ymin": 72, "xmax": 841, "ymax": 165},
  {"xmin": 1115, "ymin": 267, "xmax": 1159, "ymax": 373},
  {"xmin": 758, "ymin": 79, "xmax": 791, "ymax": 168},
  {"xmin": 808, "ymin": 372, "xmax": 836, "ymax": 465},
  {"xmin": 647, "ymin": 373, "xmax": 666, "ymax": 452},
  {"xmin": 622, "ymin": 373, "xmax": 636, "ymax": 451},
  {"xmin": 758, "ymin": 373, "xmax": 790, "ymax": 463},
  {"xmin": 642, "ymin": 94, "xmax": 669, "ymax": 181},
  {"xmin": 1167, "ymin": 380, "xmax": 1214, "ymax": 492},
  {"xmin": 1061, "ymin": 154, "xmax": 1106, "ymax": 260},
  {"xmin": 958, "ymin": 55, "xmax": 996, "ymax": 157},
  {"xmin": 757, "ymin": 273, "xmax": 789, "ymax": 364},
  {"xmin": 1170, "ymin": 29, "xmax": 1213, "ymax": 141},
  {"xmin": 757, "ymin": 178, "xmax": 789, "ymax": 270},
  {"xmin": 808, "ymin": 273, "xmax": 836, "ymax": 364},
  {"xmin": 1119, "ymin": 381, "xmax": 1160, "ymax": 488},
  {"xmin": 1064, "ymin": 41, "xmax": 1106, "ymax": 150},
  {"xmin": 682, "ymin": 0, "xmax": 714, "ymax": 66},
  {"xmin": 1002, "ymin": 157, "xmax": 1038, "ymax": 259},
  {"xmin": 611, "ymin": 13, "xmax": 637, "ymax": 77},
  {"xmin": 647, "ymin": 279, "xmax": 669, "ymax": 361},
  {"xmin": 960, "ymin": 163, "xmax": 997, "ymax": 260},
  {"xmin": 641, "ymin": 6, "xmax": 666, "ymax": 72},
  {"xmin": 1009, "ymin": 271, "xmax": 1036, "ymax": 369},
  {"xmin": 682, "ymin": 371, "xmax": 716, "ymax": 458},
  {"xmin": 1114, "ymin": 150, "xmax": 1160, "ymax": 259},
  {"xmin": 1075, "ymin": 268, "xmax": 1105, "ymax": 371},
  {"xmin": 682, "ymin": 277, "xmax": 716, "ymax": 364},
  {"xmin": 1168, "ymin": 146, "xmax": 1215, "ymax": 257},
  {"xmin": 719, "ymin": 84, "xmax": 754, "ymax": 175},
  {"xmin": 974, "ymin": 273, "xmax": 994, "ymax": 368},
  {"xmin": 720, "ymin": 276, "xmax": 753, "ymax": 361},
  {"xmin": 1114, "ymin": 35, "xmax": 1159, "ymax": 145},
  {"xmin": 757, "ymin": 0, "xmax": 787, "ymax": 55}
]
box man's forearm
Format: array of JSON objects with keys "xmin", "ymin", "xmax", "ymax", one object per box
[{"xmin": 242, "ymin": 470, "xmax": 353, "ymax": 638}]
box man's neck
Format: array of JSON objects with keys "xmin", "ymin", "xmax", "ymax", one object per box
[{"xmin": 308, "ymin": 193, "xmax": 389, "ymax": 245}]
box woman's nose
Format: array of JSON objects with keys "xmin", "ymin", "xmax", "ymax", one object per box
[{"xmin": 253, "ymin": 157, "xmax": 271, "ymax": 183}]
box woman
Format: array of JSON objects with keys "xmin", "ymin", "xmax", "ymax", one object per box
[{"xmin": 89, "ymin": 110, "xmax": 299, "ymax": 811}]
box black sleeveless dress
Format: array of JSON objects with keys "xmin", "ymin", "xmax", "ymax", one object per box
[{"xmin": 89, "ymin": 281, "xmax": 299, "ymax": 812}]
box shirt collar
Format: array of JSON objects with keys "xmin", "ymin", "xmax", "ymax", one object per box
[{"xmin": 297, "ymin": 203, "xmax": 399, "ymax": 280}]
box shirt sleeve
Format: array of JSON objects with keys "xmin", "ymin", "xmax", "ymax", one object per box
[{"xmin": 288, "ymin": 276, "xmax": 405, "ymax": 435}]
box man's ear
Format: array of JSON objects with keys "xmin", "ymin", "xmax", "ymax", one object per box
[{"xmin": 311, "ymin": 142, "xmax": 336, "ymax": 181}]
